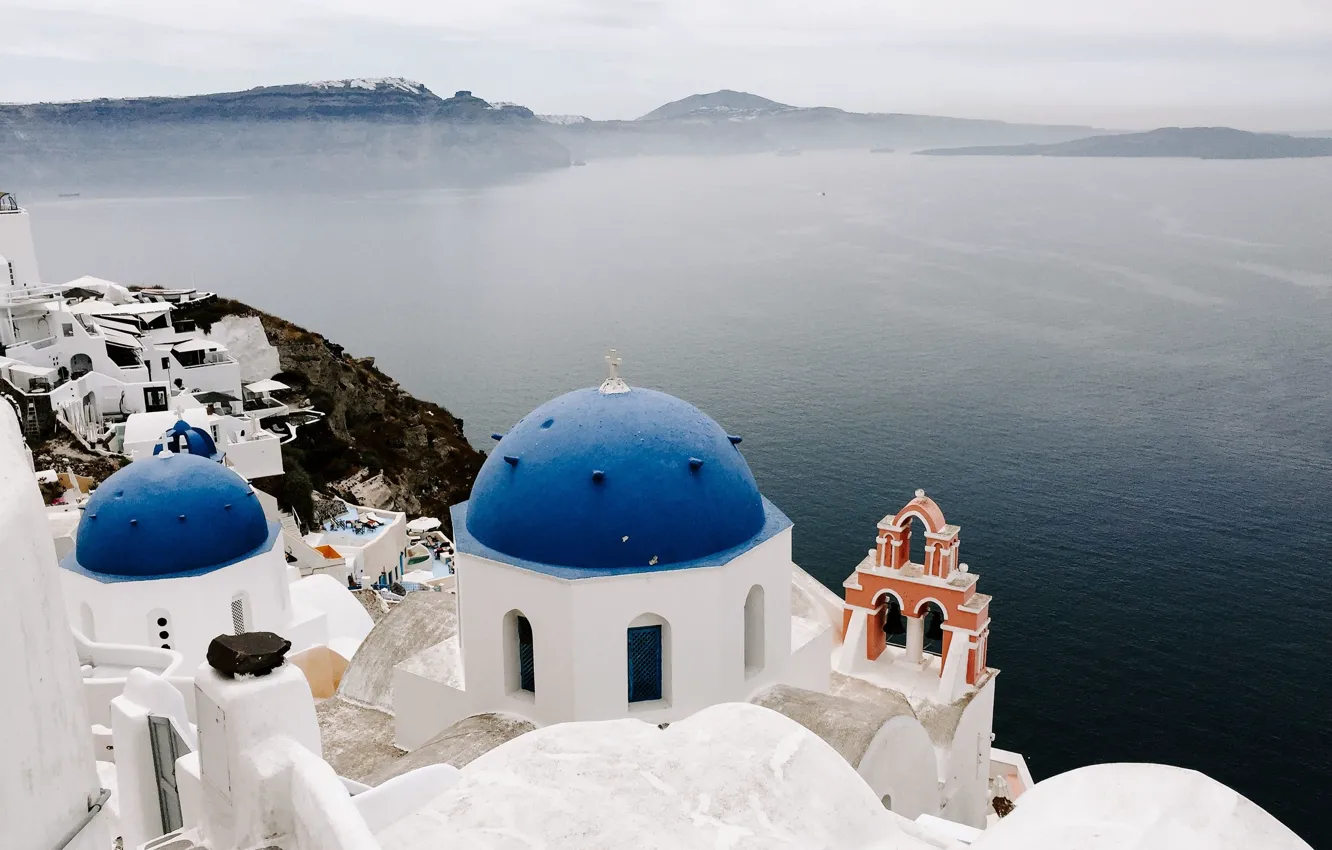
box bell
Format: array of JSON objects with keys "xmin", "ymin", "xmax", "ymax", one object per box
[
  {"xmin": 924, "ymin": 612, "xmax": 944, "ymax": 642},
  {"xmin": 883, "ymin": 610, "xmax": 906, "ymax": 636}
]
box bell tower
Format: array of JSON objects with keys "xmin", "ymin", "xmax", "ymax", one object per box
[{"xmin": 841, "ymin": 490, "xmax": 992, "ymax": 697}]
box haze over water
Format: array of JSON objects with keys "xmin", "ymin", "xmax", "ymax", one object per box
[{"xmin": 26, "ymin": 152, "xmax": 1332, "ymax": 845}]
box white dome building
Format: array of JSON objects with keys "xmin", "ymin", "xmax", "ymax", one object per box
[
  {"xmin": 57, "ymin": 422, "xmax": 371, "ymax": 691},
  {"xmin": 392, "ymin": 372, "xmax": 832, "ymax": 748}
]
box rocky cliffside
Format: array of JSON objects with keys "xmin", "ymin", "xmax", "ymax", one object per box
[{"xmin": 179, "ymin": 298, "xmax": 484, "ymax": 533}]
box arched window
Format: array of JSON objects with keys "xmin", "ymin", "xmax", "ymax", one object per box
[
  {"xmin": 627, "ymin": 613, "xmax": 670, "ymax": 705},
  {"xmin": 503, "ymin": 610, "xmax": 535, "ymax": 696},
  {"xmin": 744, "ymin": 584, "xmax": 765, "ymax": 678},
  {"xmin": 69, "ymin": 353, "xmax": 93, "ymax": 378},
  {"xmin": 230, "ymin": 594, "xmax": 248, "ymax": 635}
]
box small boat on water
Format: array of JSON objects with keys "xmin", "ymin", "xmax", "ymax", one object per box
[
  {"xmin": 572, "ymin": 160, "xmax": 587, "ymax": 167},
  {"xmin": 776, "ymin": 148, "xmax": 802, "ymax": 157},
  {"xmin": 58, "ymin": 192, "xmax": 81, "ymax": 198}
]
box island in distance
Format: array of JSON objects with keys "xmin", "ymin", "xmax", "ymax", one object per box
[{"xmin": 916, "ymin": 126, "xmax": 1332, "ymax": 159}]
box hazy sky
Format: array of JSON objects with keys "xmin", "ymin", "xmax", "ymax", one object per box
[{"xmin": 3, "ymin": 0, "xmax": 1331, "ymax": 130}]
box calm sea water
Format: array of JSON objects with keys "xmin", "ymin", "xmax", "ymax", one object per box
[{"xmin": 27, "ymin": 152, "xmax": 1332, "ymax": 844}]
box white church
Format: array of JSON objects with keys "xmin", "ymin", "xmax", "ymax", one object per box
[{"xmin": 0, "ymin": 356, "xmax": 1314, "ymax": 850}]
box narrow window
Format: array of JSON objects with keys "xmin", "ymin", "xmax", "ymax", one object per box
[
  {"xmin": 744, "ymin": 584, "xmax": 765, "ymax": 678},
  {"xmin": 627, "ymin": 625, "xmax": 663, "ymax": 703},
  {"xmin": 517, "ymin": 615, "xmax": 535, "ymax": 693},
  {"xmin": 503, "ymin": 609, "xmax": 535, "ymax": 698}
]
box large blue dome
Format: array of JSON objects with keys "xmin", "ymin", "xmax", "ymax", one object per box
[
  {"xmin": 69, "ymin": 453, "xmax": 275, "ymax": 580},
  {"xmin": 463, "ymin": 387, "xmax": 771, "ymax": 572}
]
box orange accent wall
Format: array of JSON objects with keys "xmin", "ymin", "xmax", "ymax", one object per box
[
  {"xmin": 866, "ymin": 607, "xmax": 887, "ymax": 660},
  {"xmin": 846, "ymin": 575, "xmax": 981, "ymax": 632}
]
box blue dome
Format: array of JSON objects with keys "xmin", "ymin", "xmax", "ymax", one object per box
[
  {"xmin": 464, "ymin": 387, "xmax": 768, "ymax": 571},
  {"xmin": 153, "ymin": 419, "xmax": 221, "ymax": 461},
  {"xmin": 70, "ymin": 453, "xmax": 273, "ymax": 580}
]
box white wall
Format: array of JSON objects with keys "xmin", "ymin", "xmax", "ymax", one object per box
[
  {"xmin": 446, "ymin": 529, "xmax": 797, "ymax": 732},
  {"xmin": 330, "ymin": 511, "xmax": 408, "ymax": 585},
  {"xmin": 787, "ymin": 624, "xmax": 834, "ymax": 693},
  {"xmin": 60, "ymin": 543, "xmax": 295, "ymax": 672},
  {"xmin": 0, "ymin": 405, "xmax": 108, "ymax": 850},
  {"xmin": 394, "ymin": 662, "xmax": 470, "ymax": 751},
  {"xmin": 110, "ymin": 670, "xmax": 196, "ymax": 850},
  {"xmin": 937, "ymin": 677, "xmax": 996, "ymax": 828},
  {"xmin": 192, "ymin": 662, "xmax": 327, "ymax": 850},
  {"xmin": 0, "ymin": 205, "xmax": 42, "ymax": 287},
  {"xmin": 223, "ymin": 431, "xmax": 284, "ymax": 479},
  {"xmin": 857, "ymin": 716, "xmax": 941, "ymax": 820}
]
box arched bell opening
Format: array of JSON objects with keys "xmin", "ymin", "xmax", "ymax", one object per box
[
  {"xmin": 905, "ymin": 515, "xmax": 928, "ymax": 567},
  {"xmin": 919, "ymin": 601, "xmax": 946, "ymax": 657},
  {"xmin": 882, "ymin": 595, "xmax": 907, "ymax": 648}
]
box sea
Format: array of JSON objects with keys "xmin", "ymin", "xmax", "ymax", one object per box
[{"xmin": 25, "ymin": 151, "xmax": 1332, "ymax": 845}]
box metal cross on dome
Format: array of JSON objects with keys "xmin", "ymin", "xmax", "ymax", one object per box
[{"xmin": 599, "ymin": 349, "xmax": 630, "ymax": 395}]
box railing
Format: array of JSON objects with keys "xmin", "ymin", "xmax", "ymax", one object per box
[
  {"xmin": 23, "ymin": 336, "xmax": 58, "ymax": 350},
  {"xmin": 74, "ymin": 629, "xmax": 188, "ymax": 726},
  {"xmin": 178, "ymin": 354, "xmax": 237, "ymax": 369},
  {"xmin": 0, "ymin": 282, "xmax": 70, "ymax": 306}
]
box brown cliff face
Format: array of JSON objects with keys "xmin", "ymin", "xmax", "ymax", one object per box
[{"xmin": 178, "ymin": 298, "xmax": 484, "ymax": 534}]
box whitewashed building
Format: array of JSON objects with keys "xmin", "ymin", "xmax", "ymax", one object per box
[
  {"xmin": 391, "ymin": 364, "xmax": 830, "ymax": 746},
  {"xmin": 54, "ymin": 421, "xmax": 373, "ymax": 713},
  {"xmin": 0, "ymin": 191, "xmax": 296, "ymax": 473}
]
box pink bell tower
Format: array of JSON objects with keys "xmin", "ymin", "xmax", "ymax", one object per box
[{"xmin": 844, "ymin": 490, "xmax": 992, "ymax": 689}]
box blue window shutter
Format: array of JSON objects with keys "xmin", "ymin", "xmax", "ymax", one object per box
[
  {"xmin": 627, "ymin": 625, "xmax": 663, "ymax": 703},
  {"xmin": 517, "ymin": 616, "xmax": 535, "ymax": 693}
]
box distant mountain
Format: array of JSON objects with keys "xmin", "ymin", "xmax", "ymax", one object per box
[
  {"xmin": 916, "ymin": 127, "xmax": 1332, "ymax": 159},
  {"xmin": 548, "ymin": 91, "xmax": 1105, "ymax": 159},
  {"xmin": 0, "ymin": 78, "xmax": 537, "ymax": 124},
  {"xmin": 638, "ymin": 90, "xmax": 794, "ymax": 121},
  {"xmin": 0, "ymin": 79, "xmax": 569, "ymax": 193}
]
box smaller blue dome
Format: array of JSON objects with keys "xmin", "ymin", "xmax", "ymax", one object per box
[
  {"xmin": 153, "ymin": 419, "xmax": 221, "ymax": 461},
  {"xmin": 70, "ymin": 453, "xmax": 274, "ymax": 580}
]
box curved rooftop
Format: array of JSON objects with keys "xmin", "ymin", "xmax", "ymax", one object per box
[
  {"xmin": 456, "ymin": 384, "xmax": 788, "ymax": 577},
  {"xmin": 65, "ymin": 453, "xmax": 276, "ymax": 582}
]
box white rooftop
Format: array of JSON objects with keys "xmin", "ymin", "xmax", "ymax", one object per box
[
  {"xmin": 969, "ymin": 762, "xmax": 1312, "ymax": 850},
  {"xmin": 374, "ymin": 702, "xmax": 933, "ymax": 850}
]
